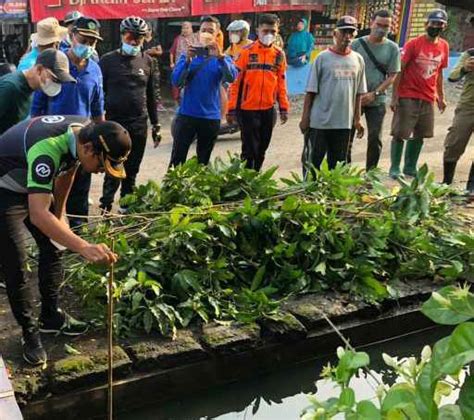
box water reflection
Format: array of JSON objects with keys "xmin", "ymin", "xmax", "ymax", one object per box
[{"xmin": 120, "ymin": 327, "xmax": 450, "ymax": 420}]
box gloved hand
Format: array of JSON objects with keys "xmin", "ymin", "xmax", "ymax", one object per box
[{"xmin": 152, "ymin": 124, "xmax": 161, "ymax": 148}]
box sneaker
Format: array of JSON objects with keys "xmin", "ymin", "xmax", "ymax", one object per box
[
  {"xmin": 0, "ymin": 279, "xmax": 5, "ymax": 289},
  {"xmin": 118, "ymin": 206, "xmax": 128, "ymax": 215},
  {"xmin": 39, "ymin": 309, "xmax": 89, "ymax": 336},
  {"xmin": 22, "ymin": 331, "xmax": 47, "ymax": 366}
]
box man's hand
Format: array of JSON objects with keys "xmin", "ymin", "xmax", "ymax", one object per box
[
  {"xmin": 390, "ymin": 97, "xmax": 399, "ymax": 112},
  {"xmin": 355, "ymin": 119, "xmax": 365, "ymax": 139},
  {"xmin": 299, "ymin": 117, "xmax": 310, "ymax": 134},
  {"xmin": 79, "ymin": 243, "xmax": 118, "ymax": 265},
  {"xmin": 152, "ymin": 124, "xmax": 162, "ymax": 148},
  {"xmin": 361, "ymin": 92, "xmax": 376, "ymax": 107},
  {"xmin": 226, "ymin": 113, "xmax": 236, "ymax": 125},
  {"xmin": 280, "ymin": 112, "xmax": 288, "ymax": 125},
  {"xmin": 186, "ymin": 47, "xmax": 197, "ymax": 62},
  {"xmin": 437, "ymin": 96, "xmax": 447, "ymax": 113},
  {"xmin": 208, "ymin": 42, "xmax": 225, "ymax": 60},
  {"xmin": 464, "ymin": 57, "xmax": 474, "ymax": 72}
]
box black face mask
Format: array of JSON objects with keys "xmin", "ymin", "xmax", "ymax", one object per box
[{"xmin": 427, "ymin": 27, "xmax": 443, "ymax": 38}]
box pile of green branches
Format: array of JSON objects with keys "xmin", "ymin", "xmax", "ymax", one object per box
[{"xmin": 66, "ymin": 158, "xmax": 473, "ymax": 337}]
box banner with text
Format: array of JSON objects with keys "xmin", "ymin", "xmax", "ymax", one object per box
[
  {"xmin": 191, "ymin": 0, "xmax": 326, "ymax": 16},
  {"xmin": 29, "ymin": 0, "xmax": 191, "ymax": 23},
  {"xmin": 0, "ymin": 0, "xmax": 28, "ymax": 20}
]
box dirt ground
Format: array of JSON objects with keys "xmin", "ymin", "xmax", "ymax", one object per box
[{"xmin": 87, "ymin": 87, "xmax": 473, "ymax": 203}]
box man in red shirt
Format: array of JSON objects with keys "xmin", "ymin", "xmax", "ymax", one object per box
[{"xmin": 389, "ymin": 9, "xmax": 449, "ymax": 178}]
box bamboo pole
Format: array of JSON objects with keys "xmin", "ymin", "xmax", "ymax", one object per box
[{"xmin": 107, "ymin": 240, "xmax": 115, "ymax": 420}]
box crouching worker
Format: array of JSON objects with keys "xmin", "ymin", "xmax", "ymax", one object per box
[{"xmin": 0, "ymin": 116, "xmax": 131, "ymax": 365}]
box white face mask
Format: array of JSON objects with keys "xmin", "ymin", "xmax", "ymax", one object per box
[
  {"xmin": 230, "ymin": 33, "xmax": 241, "ymax": 44},
  {"xmin": 41, "ymin": 79, "xmax": 62, "ymax": 97},
  {"xmin": 259, "ymin": 33, "xmax": 275, "ymax": 46}
]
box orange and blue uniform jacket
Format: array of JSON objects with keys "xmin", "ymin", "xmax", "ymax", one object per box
[{"xmin": 228, "ymin": 41, "xmax": 290, "ymax": 116}]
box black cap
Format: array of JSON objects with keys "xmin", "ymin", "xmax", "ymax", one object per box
[
  {"xmin": 74, "ymin": 17, "xmax": 103, "ymax": 41},
  {"xmin": 427, "ymin": 9, "xmax": 448, "ymax": 24},
  {"xmin": 64, "ymin": 10, "xmax": 83, "ymax": 25},
  {"xmin": 336, "ymin": 15, "xmax": 358, "ymax": 31},
  {"xmin": 36, "ymin": 49, "xmax": 76, "ymax": 83},
  {"xmin": 90, "ymin": 121, "xmax": 131, "ymax": 179}
]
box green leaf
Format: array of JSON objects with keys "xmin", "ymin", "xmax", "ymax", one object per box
[
  {"xmin": 422, "ymin": 286, "xmax": 474, "ymax": 326},
  {"xmin": 356, "ymin": 401, "xmax": 381, "ymax": 420},
  {"xmin": 458, "ymin": 374, "xmax": 474, "ymax": 420},
  {"xmin": 172, "ymin": 270, "xmax": 202, "ymax": 298},
  {"xmin": 143, "ymin": 310, "xmax": 153, "ymax": 333},
  {"xmin": 437, "ymin": 405, "xmax": 463, "ymax": 420},
  {"xmin": 382, "ymin": 384, "xmax": 416, "ymax": 415},
  {"xmin": 339, "ymin": 388, "xmax": 355, "ymax": 409},
  {"xmin": 251, "ymin": 266, "xmax": 266, "ymax": 291},
  {"xmin": 282, "ymin": 196, "xmax": 299, "ymax": 212},
  {"xmin": 64, "ymin": 343, "xmax": 81, "ymax": 356}
]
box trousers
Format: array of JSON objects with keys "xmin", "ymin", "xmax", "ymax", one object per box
[
  {"xmin": 238, "ymin": 108, "xmax": 276, "ymax": 171},
  {"xmin": 0, "ymin": 189, "xmax": 63, "ymax": 333}
]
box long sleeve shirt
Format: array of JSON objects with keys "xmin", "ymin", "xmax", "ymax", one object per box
[
  {"xmin": 99, "ymin": 50, "xmax": 158, "ymax": 127},
  {"xmin": 448, "ymin": 52, "xmax": 474, "ymax": 109},
  {"xmin": 172, "ymin": 54, "xmax": 237, "ymax": 120}
]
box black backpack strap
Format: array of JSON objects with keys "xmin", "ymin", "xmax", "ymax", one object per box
[{"xmin": 359, "ymin": 37, "xmax": 388, "ymax": 78}]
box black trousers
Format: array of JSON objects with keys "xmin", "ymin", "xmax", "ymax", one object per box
[
  {"xmin": 348, "ymin": 104, "xmax": 387, "ymax": 170},
  {"xmin": 66, "ymin": 168, "xmax": 91, "ymax": 229},
  {"xmin": 100, "ymin": 123, "xmax": 148, "ymax": 211},
  {"xmin": 302, "ymin": 128, "xmax": 351, "ymax": 175},
  {"xmin": 169, "ymin": 114, "xmax": 220, "ymax": 167},
  {"xmin": 238, "ymin": 108, "xmax": 277, "ymax": 171},
  {"xmin": 0, "ymin": 189, "xmax": 63, "ymax": 334}
]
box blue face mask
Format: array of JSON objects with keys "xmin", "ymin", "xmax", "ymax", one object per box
[
  {"xmin": 122, "ymin": 42, "xmax": 141, "ymax": 56},
  {"xmin": 73, "ymin": 43, "xmax": 94, "ymax": 60}
]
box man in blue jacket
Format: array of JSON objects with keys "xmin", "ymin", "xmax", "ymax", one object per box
[{"xmin": 169, "ymin": 15, "xmax": 237, "ymax": 167}]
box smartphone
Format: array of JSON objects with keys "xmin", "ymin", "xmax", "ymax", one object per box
[
  {"xmin": 468, "ymin": 48, "xmax": 474, "ymax": 57},
  {"xmin": 192, "ymin": 46, "xmax": 209, "ymax": 57}
]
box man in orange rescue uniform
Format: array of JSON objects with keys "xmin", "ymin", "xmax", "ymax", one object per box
[{"xmin": 227, "ymin": 13, "xmax": 290, "ymax": 171}]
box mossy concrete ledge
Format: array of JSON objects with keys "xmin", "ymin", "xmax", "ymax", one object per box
[{"xmin": 15, "ymin": 280, "xmax": 452, "ymax": 420}]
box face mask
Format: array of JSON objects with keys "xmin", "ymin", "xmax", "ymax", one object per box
[
  {"xmin": 73, "ymin": 43, "xmax": 94, "ymax": 60},
  {"xmin": 41, "ymin": 78, "xmax": 62, "ymax": 97},
  {"xmin": 259, "ymin": 34, "xmax": 275, "ymax": 46},
  {"xmin": 373, "ymin": 27, "xmax": 389, "ymax": 38},
  {"xmin": 427, "ymin": 27, "xmax": 442, "ymax": 38},
  {"xmin": 230, "ymin": 34, "xmax": 241, "ymax": 44},
  {"xmin": 199, "ymin": 32, "xmax": 214, "ymax": 46},
  {"xmin": 122, "ymin": 42, "xmax": 141, "ymax": 56}
]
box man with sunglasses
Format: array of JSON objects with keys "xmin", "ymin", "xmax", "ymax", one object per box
[
  {"xmin": 227, "ymin": 13, "xmax": 290, "ymax": 171},
  {"xmin": 98, "ymin": 16, "xmax": 161, "ymax": 213},
  {"xmin": 300, "ymin": 16, "xmax": 366, "ymax": 174},
  {"xmin": 0, "ymin": 115, "xmax": 131, "ymax": 365},
  {"xmin": 31, "ymin": 17, "xmax": 105, "ymax": 228}
]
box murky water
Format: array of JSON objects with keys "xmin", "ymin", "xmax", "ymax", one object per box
[{"xmin": 120, "ymin": 327, "xmax": 451, "ymax": 420}]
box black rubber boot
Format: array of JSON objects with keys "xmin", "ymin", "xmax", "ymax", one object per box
[
  {"xmin": 467, "ymin": 162, "xmax": 474, "ymax": 193},
  {"xmin": 442, "ymin": 161, "xmax": 457, "ymax": 185}
]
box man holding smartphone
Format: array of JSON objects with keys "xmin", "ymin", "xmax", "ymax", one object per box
[
  {"xmin": 169, "ymin": 16, "xmax": 237, "ymax": 167},
  {"xmin": 442, "ymin": 48, "xmax": 474, "ymax": 187}
]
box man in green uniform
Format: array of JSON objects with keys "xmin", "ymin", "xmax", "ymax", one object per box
[
  {"xmin": 0, "ymin": 116, "xmax": 131, "ymax": 365},
  {"xmin": 0, "ymin": 49, "xmax": 75, "ymax": 135}
]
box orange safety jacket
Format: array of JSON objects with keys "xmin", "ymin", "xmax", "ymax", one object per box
[{"xmin": 228, "ymin": 41, "xmax": 290, "ymax": 115}]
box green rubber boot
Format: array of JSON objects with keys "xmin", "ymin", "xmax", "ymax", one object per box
[
  {"xmin": 403, "ymin": 138, "xmax": 424, "ymax": 177},
  {"xmin": 389, "ymin": 140, "xmax": 404, "ymax": 179}
]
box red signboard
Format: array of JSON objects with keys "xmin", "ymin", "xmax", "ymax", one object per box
[
  {"xmin": 191, "ymin": 0, "xmax": 325, "ymax": 16},
  {"xmin": 30, "ymin": 0, "xmax": 191, "ymax": 23}
]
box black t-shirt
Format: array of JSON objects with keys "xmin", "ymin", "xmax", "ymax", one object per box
[
  {"xmin": 0, "ymin": 115, "xmax": 88, "ymax": 194},
  {"xmin": 99, "ymin": 50, "xmax": 158, "ymax": 127}
]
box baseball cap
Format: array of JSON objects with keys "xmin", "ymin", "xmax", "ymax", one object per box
[
  {"xmin": 336, "ymin": 16, "xmax": 358, "ymax": 31},
  {"xmin": 74, "ymin": 17, "xmax": 103, "ymax": 41},
  {"xmin": 91, "ymin": 121, "xmax": 131, "ymax": 179},
  {"xmin": 32, "ymin": 17, "xmax": 68, "ymax": 46},
  {"xmin": 36, "ymin": 49, "xmax": 76, "ymax": 83},
  {"xmin": 427, "ymin": 9, "xmax": 448, "ymax": 24},
  {"xmin": 64, "ymin": 10, "xmax": 83, "ymax": 25}
]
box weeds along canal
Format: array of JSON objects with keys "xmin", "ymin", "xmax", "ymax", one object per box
[{"xmin": 118, "ymin": 326, "xmax": 452, "ymax": 420}]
